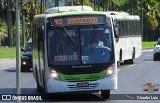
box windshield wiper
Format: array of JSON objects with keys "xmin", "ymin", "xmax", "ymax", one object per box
[
  {"xmin": 61, "ymin": 26, "xmax": 76, "ymax": 51},
  {"xmin": 61, "ymin": 26, "xmax": 75, "ymax": 45}
]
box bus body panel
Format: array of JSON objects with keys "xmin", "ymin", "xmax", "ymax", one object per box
[
  {"xmin": 46, "ymin": 75, "xmax": 117, "ymax": 93},
  {"xmin": 117, "ymin": 36, "xmax": 142, "ymax": 61}
]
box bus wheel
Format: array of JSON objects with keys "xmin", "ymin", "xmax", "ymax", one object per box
[
  {"xmin": 128, "ymin": 59, "xmax": 133, "ymax": 64},
  {"xmin": 153, "ymin": 56, "xmax": 157, "ymax": 61},
  {"xmin": 117, "ymin": 61, "xmax": 120, "ymax": 67},
  {"xmin": 101, "ymin": 90, "xmax": 110, "ymax": 100},
  {"xmin": 120, "ymin": 50, "xmax": 122, "ymax": 61},
  {"xmin": 128, "ymin": 48, "xmax": 135, "ymax": 64}
]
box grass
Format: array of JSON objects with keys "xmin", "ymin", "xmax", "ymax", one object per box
[
  {"xmin": 142, "ymin": 41, "xmax": 156, "ymax": 49},
  {"xmin": 0, "ymin": 47, "xmax": 17, "ymax": 59}
]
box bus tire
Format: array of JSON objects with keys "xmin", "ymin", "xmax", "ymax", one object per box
[
  {"xmin": 128, "ymin": 59, "xmax": 133, "ymax": 64},
  {"xmin": 153, "ymin": 55, "xmax": 157, "ymax": 61},
  {"xmin": 128, "ymin": 48, "xmax": 135, "ymax": 64},
  {"xmin": 117, "ymin": 61, "xmax": 120, "ymax": 67},
  {"xmin": 101, "ymin": 90, "xmax": 110, "ymax": 100},
  {"xmin": 120, "ymin": 49, "xmax": 122, "ymax": 61}
]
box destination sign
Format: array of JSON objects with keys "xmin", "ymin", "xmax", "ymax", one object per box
[{"xmin": 51, "ymin": 15, "xmax": 106, "ymax": 26}]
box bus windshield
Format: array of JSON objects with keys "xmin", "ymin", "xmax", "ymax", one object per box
[{"xmin": 47, "ymin": 26, "xmax": 113, "ymax": 65}]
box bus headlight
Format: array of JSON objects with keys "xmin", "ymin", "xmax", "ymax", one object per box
[
  {"xmin": 107, "ymin": 69, "xmax": 113, "ymax": 75},
  {"xmin": 49, "ymin": 68, "xmax": 59, "ymax": 80},
  {"xmin": 51, "ymin": 70, "xmax": 58, "ymax": 78},
  {"xmin": 106, "ymin": 65, "xmax": 114, "ymax": 77}
]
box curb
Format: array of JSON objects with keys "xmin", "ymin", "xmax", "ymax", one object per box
[
  {"xmin": 142, "ymin": 48, "xmax": 153, "ymax": 50},
  {"xmin": 0, "ymin": 58, "xmax": 16, "ymax": 61}
]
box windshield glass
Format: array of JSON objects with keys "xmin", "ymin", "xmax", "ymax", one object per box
[
  {"xmin": 25, "ymin": 42, "xmax": 32, "ymax": 51},
  {"xmin": 47, "ymin": 26, "xmax": 113, "ymax": 65},
  {"xmin": 157, "ymin": 41, "xmax": 160, "ymax": 45}
]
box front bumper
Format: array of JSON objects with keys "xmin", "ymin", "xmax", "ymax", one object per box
[
  {"xmin": 46, "ymin": 74, "xmax": 117, "ymax": 93},
  {"xmin": 154, "ymin": 52, "xmax": 160, "ymax": 58},
  {"xmin": 21, "ymin": 59, "xmax": 32, "ymax": 69}
]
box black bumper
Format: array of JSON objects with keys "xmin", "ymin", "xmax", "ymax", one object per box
[
  {"xmin": 154, "ymin": 52, "xmax": 160, "ymax": 59},
  {"xmin": 21, "ymin": 59, "xmax": 32, "ymax": 69}
]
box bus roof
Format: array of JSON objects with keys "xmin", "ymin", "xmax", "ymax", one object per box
[
  {"xmin": 45, "ymin": 6, "xmax": 93, "ymax": 14},
  {"xmin": 32, "ymin": 11, "xmax": 110, "ymax": 24},
  {"xmin": 104, "ymin": 11, "xmax": 140, "ymax": 20},
  {"xmin": 105, "ymin": 11, "xmax": 130, "ymax": 16},
  {"xmin": 111, "ymin": 15, "xmax": 140, "ymax": 20}
]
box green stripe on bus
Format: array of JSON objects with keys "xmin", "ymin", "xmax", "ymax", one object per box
[{"xmin": 59, "ymin": 70, "xmax": 106, "ymax": 82}]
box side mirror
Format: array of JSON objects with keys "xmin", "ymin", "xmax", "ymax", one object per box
[
  {"xmin": 114, "ymin": 27, "xmax": 119, "ymax": 42},
  {"xmin": 113, "ymin": 22, "xmax": 119, "ymax": 42},
  {"xmin": 116, "ymin": 37, "xmax": 119, "ymax": 42},
  {"xmin": 21, "ymin": 48, "xmax": 25, "ymax": 52}
]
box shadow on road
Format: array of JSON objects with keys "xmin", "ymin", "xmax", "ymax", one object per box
[
  {"xmin": 5, "ymin": 69, "xmax": 16, "ymax": 72},
  {"xmin": 144, "ymin": 59, "xmax": 153, "ymax": 61}
]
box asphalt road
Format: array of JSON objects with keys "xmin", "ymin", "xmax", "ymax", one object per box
[{"xmin": 0, "ymin": 49, "xmax": 159, "ymax": 103}]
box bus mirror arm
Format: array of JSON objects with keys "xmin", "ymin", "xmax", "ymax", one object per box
[
  {"xmin": 113, "ymin": 22, "xmax": 119, "ymax": 42},
  {"xmin": 114, "ymin": 28, "xmax": 119, "ymax": 42},
  {"xmin": 116, "ymin": 37, "xmax": 119, "ymax": 42}
]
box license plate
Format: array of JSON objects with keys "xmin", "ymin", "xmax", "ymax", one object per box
[{"xmin": 77, "ymin": 82, "xmax": 89, "ymax": 87}]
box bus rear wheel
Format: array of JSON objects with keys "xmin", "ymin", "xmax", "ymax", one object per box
[
  {"xmin": 101, "ymin": 90, "xmax": 110, "ymax": 100},
  {"xmin": 128, "ymin": 59, "xmax": 133, "ymax": 64},
  {"xmin": 129, "ymin": 48, "xmax": 135, "ymax": 64}
]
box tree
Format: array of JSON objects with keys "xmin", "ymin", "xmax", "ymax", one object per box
[
  {"xmin": 143, "ymin": 0, "xmax": 160, "ymax": 29},
  {"xmin": 0, "ymin": 0, "xmax": 15, "ymax": 46},
  {"xmin": 0, "ymin": 21, "xmax": 7, "ymax": 46}
]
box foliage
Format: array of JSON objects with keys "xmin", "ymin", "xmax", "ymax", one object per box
[
  {"xmin": 0, "ymin": 21, "xmax": 8, "ymax": 42},
  {"xmin": 1, "ymin": 0, "xmax": 160, "ymax": 45},
  {"xmin": 75, "ymin": 0, "xmax": 90, "ymax": 5},
  {"xmin": 22, "ymin": 0, "xmax": 40, "ymax": 22},
  {"xmin": 143, "ymin": 0, "xmax": 160, "ymax": 29}
]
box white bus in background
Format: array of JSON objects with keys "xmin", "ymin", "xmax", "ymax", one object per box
[{"xmin": 109, "ymin": 12, "xmax": 142, "ymax": 65}]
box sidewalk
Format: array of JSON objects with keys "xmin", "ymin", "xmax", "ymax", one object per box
[{"xmin": 0, "ymin": 58, "xmax": 16, "ymax": 70}]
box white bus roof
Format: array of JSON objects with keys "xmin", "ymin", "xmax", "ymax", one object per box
[
  {"xmin": 45, "ymin": 6, "xmax": 93, "ymax": 14},
  {"xmin": 104, "ymin": 11, "xmax": 140, "ymax": 20},
  {"xmin": 111, "ymin": 15, "xmax": 140, "ymax": 20},
  {"xmin": 105, "ymin": 11, "xmax": 130, "ymax": 16}
]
